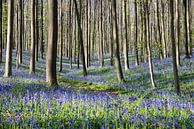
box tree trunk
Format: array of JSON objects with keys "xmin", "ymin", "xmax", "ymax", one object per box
[
  {"xmin": 4, "ymin": 0, "xmax": 14, "ymax": 77},
  {"xmin": 40, "ymin": 0, "xmax": 44, "ymax": 59},
  {"xmin": 112, "ymin": 0, "xmax": 124, "ymax": 83},
  {"xmin": 35, "ymin": 0, "xmax": 39, "ymax": 61},
  {"xmin": 18, "ymin": 0, "xmax": 23, "ymax": 65},
  {"xmin": 124, "ymin": 0, "xmax": 129, "ymax": 70},
  {"xmin": 29, "ymin": 0, "xmax": 36, "ymax": 74},
  {"xmin": 73, "ymin": 0, "xmax": 87, "ymax": 76},
  {"xmin": 144, "ymin": 0, "xmax": 155, "ymax": 88},
  {"xmin": 0, "ymin": 0, "xmax": 3, "ymax": 63},
  {"xmin": 134, "ymin": 0, "xmax": 139, "ymax": 66},
  {"xmin": 46, "ymin": 0, "xmax": 58, "ymax": 86},
  {"xmin": 176, "ymin": 0, "xmax": 180, "ymax": 66},
  {"xmin": 59, "ymin": 0, "xmax": 63, "ymax": 72},
  {"xmin": 170, "ymin": 0, "xmax": 180, "ymax": 95},
  {"xmin": 184, "ymin": 0, "xmax": 190, "ymax": 58}
]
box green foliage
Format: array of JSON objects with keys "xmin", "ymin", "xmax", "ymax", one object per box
[{"xmin": 77, "ymin": 67, "xmax": 112, "ymax": 76}]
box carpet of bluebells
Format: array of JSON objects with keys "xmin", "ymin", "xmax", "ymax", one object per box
[{"xmin": 0, "ymin": 50, "xmax": 194, "ymax": 129}]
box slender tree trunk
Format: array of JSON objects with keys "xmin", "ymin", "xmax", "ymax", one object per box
[
  {"xmin": 4, "ymin": 0, "xmax": 14, "ymax": 77},
  {"xmin": 156, "ymin": 0, "xmax": 164, "ymax": 59},
  {"xmin": 29, "ymin": 0, "xmax": 36, "ymax": 74},
  {"xmin": 176, "ymin": 0, "xmax": 180, "ymax": 66},
  {"xmin": 184, "ymin": 0, "xmax": 190, "ymax": 58},
  {"xmin": 35, "ymin": 0, "xmax": 39, "ymax": 61},
  {"xmin": 109, "ymin": 1, "xmax": 114, "ymax": 66},
  {"xmin": 73, "ymin": 0, "xmax": 87, "ymax": 76},
  {"xmin": 112, "ymin": 0, "xmax": 124, "ymax": 83},
  {"xmin": 18, "ymin": 0, "xmax": 23, "ymax": 65},
  {"xmin": 46, "ymin": 0, "xmax": 58, "ymax": 86},
  {"xmin": 40, "ymin": 0, "xmax": 44, "ymax": 59},
  {"xmin": 124, "ymin": 0, "xmax": 129, "ymax": 70},
  {"xmin": 16, "ymin": 4, "xmax": 19, "ymax": 69},
  {"xmin": 188, "ymin": 0, "xmax": 192, "ymax": 55},
  {"xmin": 0, "ymin": 0, "xmax": 3, "ymax": 63},
  {"xmin": 69, "ymin": 0, "xmax": 73, "ymax": 69},
  {"xmin": 144, "ymin": 0, "xmax": 155, "ymax": 88},
  {"xmin": 170, "ymin": 0, "xmax": 180, "ymax": 95},
  {"xmin": 160, "ymin": 0, "xmax": 167, "ymax": 58},
  {"xmin": 100, "ymin": 0, "xmax": 104, "ymax": 67},
  {"xmin": 59, "ymin": 0, "xmax": 63, "ymax": 72},
  {"xmin": 134, "ymin": 0, "xmax": 139, "ymax": 65}
]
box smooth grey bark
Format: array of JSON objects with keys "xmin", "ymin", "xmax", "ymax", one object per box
[
  {"xmin": 124, "ymin": 0, "xmax": 129, "ymax": 70},
  {"xmin": 0, "ymin": 0, "xmax": 2, "ymax": 63},
  {"xmin": 4, "ymin": 0, "xmax": 14, "ymax": 77},
  {"xmin": 29, "ymin": 0, "xmax": 36, "ymax": 74}
]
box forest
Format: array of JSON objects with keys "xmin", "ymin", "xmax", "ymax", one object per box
[{"xmin": 0, "ymin": 0, "xmax": 193, "ymax": 128}]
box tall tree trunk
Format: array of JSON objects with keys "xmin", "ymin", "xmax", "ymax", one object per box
[
  {"xmin": 40, "ymin": 0, "xmax": 44, "ymax": 59},
  {"xmin": 100, "ymin": 0, "xmax": 104, "ymax": 67},
  {"xmin": 16, "ymin": 4, "xmax": 19, "ymax": 69},
  {"xmin": 170, "ymin": 0, "xmax": 180, "ymax": 95},
  {"xmin": 161, "ymin": 0, "xmax": 167, "ymax": 58},
  {"xmin": 35, "ymin": 0, "xmax": 39, "ymax": 61},
  {"xmin": 4, "ymin": 0, "xmax": 14, "ymax": 77},
  {"xmin": 156, "ymin": 0, "xmax": 164, "ymax": 59},
  {"xmin": 176, "ymin": 0, "xmax": 180, "ymax": 66},
  {"xmin": 59, "ymin": 0, "xmax": 63, "ymax": 72},
  {"xmin": 144, "ymin": 0, "xmax": 155, "ymax": 88},
  {"xmin": 134, "ymin": 0, "xmax": 139, "ymax": 66},
  {"xmin": 69, "ymin": 0, "xmax": 73, "ymax": 69},
  {"xmin": 109, "ymin": 0, "xmax": 114, "ymax": 66},
  {"xmin": 124, "ymin": 0, "xmax": 129, "ymax": 70},
  {"xmin": 46, "ymin": 0, "xmax": 58, "ymax": 86},
  {"xmin": 73, "ymin": 0, "xmax": 87, "ymax": 76},
  {"xmin": 188, "ymin": 0, "xmax": 192, "ymax": 55},
  {"xmin": 18, "ymin": 0, "xmax": 23, "ymax": 65},
  {"xmin": 184, "ymin": 0, "xmax": 190, "ymax": 58},
  {"xmin": 0, "ymin": 0, "xmax": 2, "ymax": 63},
  {"xmin": 29, "ymin": 0, "xmax": 36, "ymax": 74},
  {"xmin": 112, "ymin": 0, "xmax": 124, "ymax": 83}
]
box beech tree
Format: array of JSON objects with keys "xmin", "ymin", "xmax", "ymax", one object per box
[
  {"xmin": 112, "ymin": 0, "xmax": 124, "ymax": 82},
  {"xmin": 4, "ymin": 0, "xmax": 14, "ymax": 77},
  {"xmin": 73, "ymin": 0, "xmax": 87, "ymax": 76},
  {"xmin": 29, "ymin": 0, "xmax": 36, "ymax": 74},
  {"xmin": 46, "ymin": 0, "xmax": 58, "ymax": 86},
  {"xmin": 0, "ymin": 0, "xmax": 2, "ymax": 63}
]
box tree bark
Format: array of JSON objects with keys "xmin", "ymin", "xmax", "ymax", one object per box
[
  {"xmin": 144, "ymin": 0, "xmax": 156, "ymax": 88},
  {"xmin": 112, "ymin": 0, "xmax": 124, "ymax": 83},
  {"xmin": 59, "ymin": 0, "xmax": 63, "ymax": 72},
  {"xmin": 73, "ymin": 0, "xmax": 87, "ymax": 76},
  {"xmin": 170, "ymin": 0, "xmax": 180, "ymax": 95},
  {"xmin": 18, "ymin": 0, "xmax": 23, "ymax": 65},
  {"xmin": 29, "ymin": 0, "xmax": 36, "ymax": 74},
  {"xmin": 134, "ymin": 0, "xmax": 139, "ymax": 66},
  {"xmin": 46, "ymin": 0, "xmax": 58, "ymax": 86},
  {"xmin": 0, "ymin": 0, "xmax": 3, "ymax": 63},
  {"xmin": 184, "ymin": 0, "xmax": 190, "ymax": 58},
  {"xmin": 124, "ymin": 0, "xmax": 129, "ymax": 70},
  {"xmin": 4, "ymin": 0, "xmax": 14, "ymax": 77}
]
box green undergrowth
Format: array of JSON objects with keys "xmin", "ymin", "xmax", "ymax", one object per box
[
  {"xmin": 77, "ymin": 67, "xmax": 113, "ymax": 76},
  {"xmin": 59, "ymin": 77, "xmax": 129, "ymax": 95}
]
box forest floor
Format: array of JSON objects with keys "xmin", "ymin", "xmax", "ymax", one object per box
[{"xmin": 0, "ymin": 50, "xmax": 193, "ymax": 128}]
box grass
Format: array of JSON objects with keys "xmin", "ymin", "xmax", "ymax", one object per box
[
  {"xmin": 59, "ymin": 77, "xmax": 128, "ymax": 95},
  {"xmin": 77, "ymin": 67, "xmax": 112, "ymax": 76}
]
